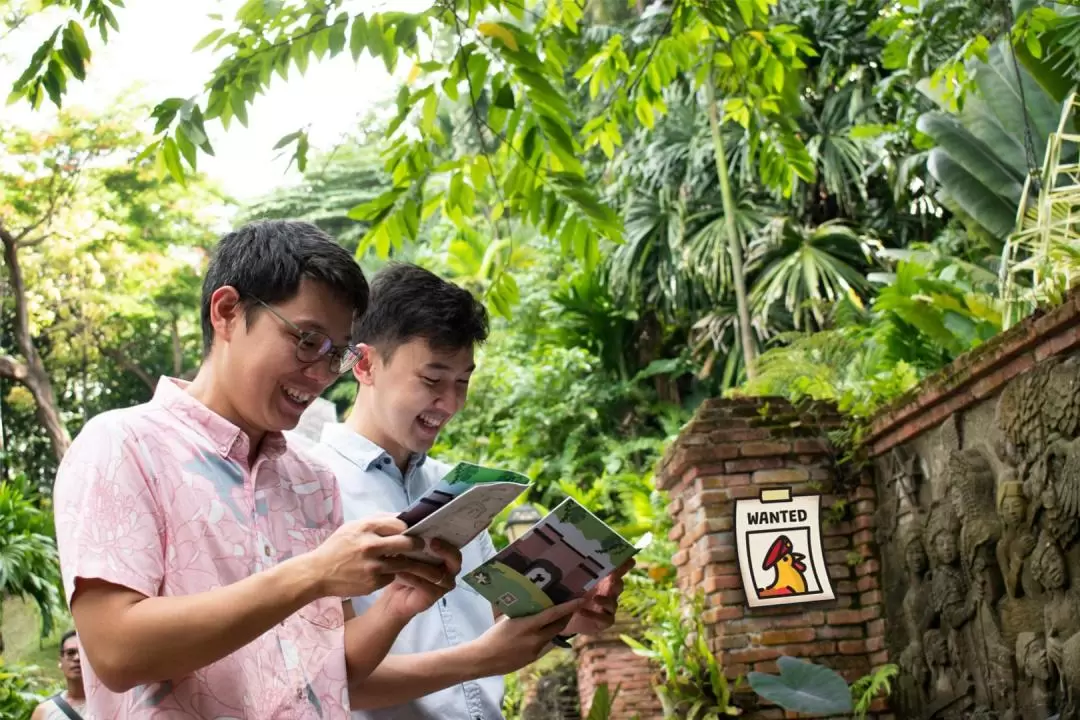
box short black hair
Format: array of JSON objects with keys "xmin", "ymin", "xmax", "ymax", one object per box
[
  {"xmin": 354, "ymin": 263, "xmax": 488, "ymax": 358},
  {"xmin": 201, "ymin": 220, "xmax": 369, "ymax": 353},
  {"xmin": 59, "ymin": 630, "xmax": 77, "ymax": 653}
]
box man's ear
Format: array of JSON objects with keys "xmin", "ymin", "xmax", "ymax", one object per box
[
  {"xmin": 208, "ymin": 286, "xmax": 243, "ymax": 345},
  {"xmin": 352, "ymin": 343, "xmax": 377, "ymax": 386}
]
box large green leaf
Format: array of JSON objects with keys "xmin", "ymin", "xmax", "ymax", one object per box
[
  {"xmin": 916, "ymin": 113, "xmax": 1024, "ymax": 199},
  {"xmin": 747, "ymin": 656, "xmax": 853, "ymax": 714},
  {"xmin": 925, "ymin": 148, "xmax": 1017, "ymax": 238}
]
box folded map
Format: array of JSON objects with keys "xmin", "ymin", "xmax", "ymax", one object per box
[
  {"xmin": 462, "ymin": 497, "xmax": 650, "ymax": 617},
  {"xmin": 398, "ymin": 462, "xmax": 531, "ymax": 563}
]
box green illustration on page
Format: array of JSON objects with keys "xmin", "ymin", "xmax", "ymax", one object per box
[{"xmin": 463, "ymin": 497, "xmax": 648, "ymax": 618}]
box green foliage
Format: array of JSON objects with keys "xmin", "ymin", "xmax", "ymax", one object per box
[
  {"xmin": 851, "ymin": 664, "xmax": 899, "ymax": 717},
  {"xmin": 0, "ymin": 477, "xmax": 62, "ymax": 640},
  {"xmin": 0, "ymin": 661, "xmax": 55, "ymax": 720},
  {"xmin": 619, "ymin": 553, "xmax": 739, "ymax": 720},
  {"xmin": 917, "ymin": 37, "xmax": 1069, "ymax": 241}
]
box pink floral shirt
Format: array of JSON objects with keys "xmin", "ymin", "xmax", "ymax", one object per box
[{"xmin": 54, "ymin": 378, "xmax": 349, "ymax": 719}]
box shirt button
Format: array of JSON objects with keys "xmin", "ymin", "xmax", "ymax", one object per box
[
  {"xmin": 296, "ymin": 687, "xmax": 304, "ymax": 700},
  {"xmin": 264, "ymin": 545, "xmax": 272, "ymax": 557}
]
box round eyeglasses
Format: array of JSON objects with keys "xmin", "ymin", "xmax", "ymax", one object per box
[{"xmin": 250, "ymin": 297, "xmax": 361, "ymax": 375}]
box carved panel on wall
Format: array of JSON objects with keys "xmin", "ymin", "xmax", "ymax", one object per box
[{"xmin": 879, "ymin": 354, "xmax": 1080, "ymax": 719}]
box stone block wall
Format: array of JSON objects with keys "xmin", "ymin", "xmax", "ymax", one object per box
[
  {"xmin": 654, "ymin": 398, "xmax": 891, "ymax": 719},
  {"xmin": 863, "ymin": 288, "xmax": 1080, "ymax": 719}
]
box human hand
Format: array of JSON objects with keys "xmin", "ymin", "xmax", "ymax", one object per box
[
  {"xmin": 469, "ymin": 599, "xmax": 585, "ymax": 676},
  {"xmin": 380, "ymin": 539, "xmax": 463, "ymax": 621},
  {"xmin": 307, "ymin": 514, "xmax": 451, "ymax": 599},
  {"xmin": 563, "ymin": 558, "xmax": 635, "ymax": 637}
]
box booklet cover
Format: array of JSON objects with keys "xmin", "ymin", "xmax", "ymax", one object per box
[
  {"xmin": 399, "ymin": 462, "xmax": 531, "ymax": 563},
  {"xmin": 462, "ymin": 497, "xmax": 648, "ymax": 618}
]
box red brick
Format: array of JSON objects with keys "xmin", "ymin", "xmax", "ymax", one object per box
[
  {"xmin": 706, "ymin": 546, "xmax": 739, "ymax": 564},
  {"xmin": 854, "ymin": 499, "xmax": 876, "ymax": 515},
  {"xmin": 668, "ymin": 524, "xmax": 685, "ymax": 542},
  {"xmin": 793, "ymin": 437, "xmax": 830, "ymax": 454},
  {"xmin": 753, "ymin": 467, "xmax": 810, "ymax": 485},
  {"xmin": 854, "ymin": 486, "xmax": 875, "ymax": 500},
  {"xmin": 754, "ymin": 660, "xmax": 780, "ymax": 674},
  {"xmin": 867, "ymin": 619, "xmax": 885, "ymax": 636},
  {"xmin": 861, "ymin": 590, "xmax": 884, "ymax": 606},
  {"xmin": 870, "ymin": 650, "xmax": 890, "ymax": 665},
  {"xmin": 729, "ymin": 647, "xmax": 782, "ymax": 664},
  {"xmin": 1035, "ymin": 325, "xmax": 1080, "ymax": 362},
  {"xmin": 690, "ymin": 566, "xmax": 705, "ymax": 586},
  {"xmin": 817, "ymin": 625, "xmax": 865, "ymax": 640},
  {"xmin": 704, "ymin": 574, "xmax": 744, "ymax": 593},
  {"xmin": 724, "ymin": 662, "xmax": 751, "ymax": 679},
  {"xmin": 827, "ymin": 609, "xmax": 864, "ymax": 625},
  {"xmin": 853, "ymin": 529, "xmax": 875, "ymax": 545},
  {"xmin": 704, "ymin": 606, "xmax": 743, "ymax": 623},
  {"xmin": 861, "ymin": 606, "xmax": 884, "ymax": 622},
  {"xmin": 855, "ymin": 559, "xmax": 881, "ymax": 577},
  {"xmin": 760, "ymin": 628, "xmax": 816, "ymax": 645},
  {"xmin": 973, "ymin": 352, "xmax": 1035, "ymax": 398},
  {"xmin": 673, "ymin": 549, "xmax": 689, "ymax": 567},
  {"xmin": 854, "ymin": 514, "xmax": 875, "ymax": 530},
  {"xmin": 823, "ymin": 536, "xmax": 850, "ymax": 550},
  {"xmin": 711, "ymin": 428, "xmax": 774, "ymax": 443},
  {"xmin": 727, "ymin": 457, "xmax": 785, "ymax": 473},
  {"xmin": 684, "ymin": 489, "xmax": 729, "ymax": 513},
  {"xmin": 835, "ymin": 580, "xmax": 858, "ymax": 594},
  {"xmin": 866, "ymin": 635, "xmax": 885, "ymax": 652},
  {"xmin": 857, "ymin": 575, "xmax": 879, "ymax": 592},
  {"xmin": 839, "ymin": 639, "xmax": 867, "ymax": 655},
  {"xmin": 741, "ymin": 441, "xmax": 793, "ymax": 457},
  {"xmin": 727, "ymin": 485, "xmax": 764, "ymax": 500},
  {"xmin": 668, "ymin": 496, "xmax": 684, "ymax": 515},
  {"xmin": 713, "ymin": 634, "xmax": 750, "ymax": 650},
  {"xmin": 729, "ymin": 612, "xmax": 824, "ymax": 633}
]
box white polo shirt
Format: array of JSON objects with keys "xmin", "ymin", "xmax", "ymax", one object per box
[{"xmin": 316, "ymin": 423, "xmax": 505, "ymax": 720}]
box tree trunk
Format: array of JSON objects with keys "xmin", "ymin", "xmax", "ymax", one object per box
[
  {"xmin": 0, "ymin": 224, "xmax": 71, "ymax": 460},
  {"xmin": 705, "ymin": 57, "xmax": 757, "ymax": 380}
]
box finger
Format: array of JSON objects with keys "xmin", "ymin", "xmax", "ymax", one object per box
[
  {"xmin": 573, "ymin": 608, "xmax": 614, "ymax": 626},
  {"xmin": 523, "ymin": 599, "xmax": 585, "ymax": 629},
  {"xmin": 611, "ymin": 558, "xmax": 636, "ymax": 579},
  {"xmin": 382, "ymin": 558, "xmax": 450, "ymax": 584},
  {"xmin": 356, "ymin": 515, "xmax": 410, "ymax": 536},
  {"xmin": 587, "ymin": 595, "xmax": 618, "ymax": 615},
  {"xmin": 394, "ymin": 573, "xmax": 447, "ymax": 592},
  {"xmin": 426, "ymin": 539, "xmax": 463, "ymax": 576},
  {"xmin": 368, "ymin": 534, "xmax": 426, "ymax": 556}
]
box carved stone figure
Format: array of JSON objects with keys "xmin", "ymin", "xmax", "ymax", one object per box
[
  {"xmin": 927, "ymin": 503, "xmax": 971, "ymax": 631},
  {"xmin": 996, "ymin": 355, "xmax": 1080, "ymax": 465},
  {"xmin": 946, "ymin": 449, "xmax": 1016, "ymax": 716},
  {"xmin": 1014, "ymin": 632, "xmax": 1052, "ymax": 718},
  {"xmin": 898, "ymin": 525, "xmax": 933, "ymax": 704},
  {"xmin": 997, "ymin": 476, "xmax": 1038, "ymax": 600},
  {"xmin": 1032, "ymin": 536, "xmax": 1080, "ymax": 706},
  {"xmin": 922, "ymin": 628, "xmax": 971, "ymax": 719}
]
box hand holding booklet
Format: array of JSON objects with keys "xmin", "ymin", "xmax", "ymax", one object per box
[{"xmin": 397, "ymin": 461, "xmax": 650, "ymax": 618}]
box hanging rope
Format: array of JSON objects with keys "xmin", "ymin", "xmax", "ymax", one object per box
[{"xmin": 1003, "ymin": 0, "xmax": 1044, "ymax": 194}]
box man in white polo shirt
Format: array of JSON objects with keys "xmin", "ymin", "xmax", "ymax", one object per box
[{"xmin": 317, "ymin": 263, "xmax": 630, "ymax": 719}]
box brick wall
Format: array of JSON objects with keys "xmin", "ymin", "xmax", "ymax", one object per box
[
  {"xmin": 575, "ymin": 616, "xmax": 662, "ymax": 719},
  {"xmin": 654, "ymin": 398, "xmax": 892, "ymax": 719}
]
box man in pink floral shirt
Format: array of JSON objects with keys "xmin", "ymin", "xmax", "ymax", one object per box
[{"xmin": 53, "ymin": 221, "xmax": 461, "ymax": 719}]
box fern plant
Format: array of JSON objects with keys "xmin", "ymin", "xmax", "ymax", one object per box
[{"xmin": 851, "ymin": 664, "xmax": 899, "ymax": 718}]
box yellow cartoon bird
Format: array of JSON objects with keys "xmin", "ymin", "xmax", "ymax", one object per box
[{"xmin": 758, "ymin": 534, "xmax": 808, "ymax": 597}]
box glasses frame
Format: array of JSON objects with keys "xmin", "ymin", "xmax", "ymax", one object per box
[{"xmin": 249, "ymin": 296, "xmax": 361, "ymax": 375}]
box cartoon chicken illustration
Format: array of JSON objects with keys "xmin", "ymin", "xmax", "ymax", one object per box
[{"xmin": 758, "ymin": 534, "xmax": 808, "ymax": 597}]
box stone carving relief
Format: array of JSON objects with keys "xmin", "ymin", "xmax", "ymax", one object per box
[{"xmin": 881, "ymin": 352, "xmax": 1080, "ymax": 720}]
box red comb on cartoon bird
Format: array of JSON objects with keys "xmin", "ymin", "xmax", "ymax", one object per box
[{"xmin": 758, "ymin": 534, "xmax": 808, "ymax": 598}]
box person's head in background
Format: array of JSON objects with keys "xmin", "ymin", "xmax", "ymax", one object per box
[
  {"xmin": 59, "ymin": 630, "xmax": 83, "ymax": 693},
  {"xmin": 348, "ymin": 263, "xmax": 488, "ymax": 469},
  {"xmin": 190, "ymin": 220, "xmax": 368, "ymax": 449}
]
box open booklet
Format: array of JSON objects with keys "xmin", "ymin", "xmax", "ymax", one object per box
[
  {"xmin": 462, "ymin": 498, "xmax": 650, "ymax": 618},
  {"xmin": 397, "ymin": 462, "xmax": 531, "ymax": 563}
]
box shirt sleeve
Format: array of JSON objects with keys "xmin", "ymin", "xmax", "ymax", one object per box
[{"xmin": 54, "ymin": 413, "xmax": 166, "ymax": 605}]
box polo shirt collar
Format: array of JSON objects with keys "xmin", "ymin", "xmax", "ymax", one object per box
[
  {"xmin": 319, "ymin": 423, "xmax": 427, "ymax": 475},
  {"xmin": 153, "ymin": 377, "xmax": 287, "ymax": 461}
]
